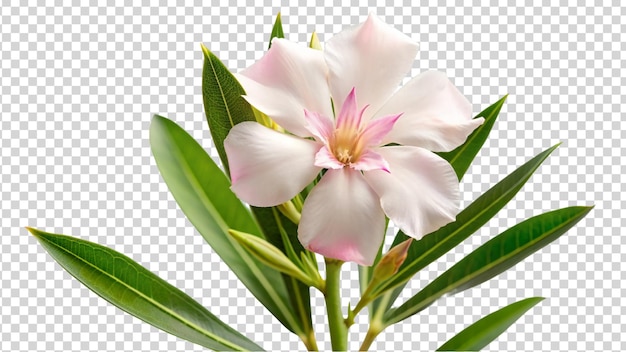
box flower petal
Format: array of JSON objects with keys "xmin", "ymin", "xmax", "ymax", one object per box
[
  {"xmin": 378, "ymin": 70, "xmax": 483, "ymax": 152},
  {"xmin": 363, "ymin": 146, "xmax": 460, "ymax": 240},
  {"xmin": 325, "ymin": 14, "xmax": 419, "ymax": 120},
  {"xmin": 298, "ymin": 168, "xmax": 385, "ymax": 266},
  {"xmin": 359, "ymin": 113, "xmax": 401, "ymax": 146},
  {"xmin": 335, "ymin": 87, "xmax": 362, "ymax": 131},
  {"xmin": 304, "ymin": 109, "xmax": 334, "ymax": 144},
  {"xmin": 351, "ymin": 149, "xmax": 389, "ymax": 172},
  {"xmin": 314, "ymin": 145, "xmax": 344, "ymax": 170},
  {"xmin": 238, "ymin": 38, "xmax": 333, "ymax": 137},
  {"xmin": 224, "ymin": 122, "xmax": 322, "ymax": 207}
]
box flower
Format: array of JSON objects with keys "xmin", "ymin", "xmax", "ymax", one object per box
[{"xmin": 224, "ymin": 15, "xmax": 483, "ymax": 266}]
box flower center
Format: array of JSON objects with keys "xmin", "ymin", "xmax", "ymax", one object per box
[
  {"xmin": 335, "ymin": 147, "xmax": 352, "ymax": 164},
  {"xmin": 331, "ymin": 127, "xmax": 364, "ymax": 165},
  {"xmin": 306, "ymin": 87, "xmax": 400, "ymax": 172}
]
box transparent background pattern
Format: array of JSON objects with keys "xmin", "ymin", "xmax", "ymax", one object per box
[{"xmin": 1, "ymin": 1, "xmax": 623, "ymax": 351}]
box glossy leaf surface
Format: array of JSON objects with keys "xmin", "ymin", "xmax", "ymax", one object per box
[
  {"xmin": 378, "ymin": 144, "xmax": 560, "ymax": 311},
  {"xmin": 268, "ymin": 12, "xmax": 284, "ymax": 48},
  {"xmin": 385, "ymin": 206, "xmax": 592, "ymax": 325},
  {"xmin": 437, "ymin": 297, "xmax": 544, "ymax": 351},
  {"xmin": 29, "ymin": 228, "xmax": 262, "ymax": 351},
  {"xmin": 150, "ymin": 115, "xmax": 301, "ymax": 334},
  {"xmin": 201, "ymin": 45, "xmax": 256, "ymax": 176}
]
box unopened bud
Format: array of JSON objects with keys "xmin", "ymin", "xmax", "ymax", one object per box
[
  {"xmin": 277, "ymin": 200, "xmax": 301, "ymax": 224},
  {"xmin": 350, "ymin": 239, "xmax": 414, "ymax": 319},
  {"xmin": 228, "ymin": 229, "xmax": 314, "ymax": 286},
  {"xmin": 371, "ymin": 238, "xmax": 412, "ymax": 283},
  {"xmin": 309, "ymin": 31, "xmax": 322, "ymax": 50}
]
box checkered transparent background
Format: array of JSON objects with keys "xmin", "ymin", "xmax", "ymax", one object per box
[{"xmin": 1, "ymin": 1, "xmax": 623, "ymax": 351}]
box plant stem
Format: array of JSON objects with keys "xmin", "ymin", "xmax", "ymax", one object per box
[
  {"xmin": 347, "ymin": 285, "xmax": 377, "ymax": 326},
  {"xmin": 359, "ymin": 326, "xmax": 381, "ymax": 351},
  {"xmin": 324, "ymin": 258, "xmax": 347, "ymax": 351},
  {"xmin": 359, "ymin": 293, "xmax": 389, "ymax": 351},
  {"xmin": 300, "ymin": 328, "xmax": 319, "ymax": 351}
]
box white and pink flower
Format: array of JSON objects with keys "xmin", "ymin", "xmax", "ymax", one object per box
[{"xmin": 224, "ymin": 15, "xmax": 483, "ymax": 266}]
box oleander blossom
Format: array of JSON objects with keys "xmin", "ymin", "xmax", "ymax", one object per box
[{"xmin": 224, "ymin": 14, "xmax": 483, "ymax": 266}]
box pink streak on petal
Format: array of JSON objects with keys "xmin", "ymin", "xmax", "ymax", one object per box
[
  {"xmin": 307, "ymin": 238, "xmax": 367, "ymax": 266},
  {"xmin": 335, "ymin": 87, "xmax": 361, "ymax": 130},
  {"xmin": 314, "ymin": 145, "xmax": 344, "ymax": 169},
  {"xmin": 360, "ymin": 113, "xmax": 402, "ymax": 146},
  {"xmin": 351, "ymin": 149, "xmax": 390, "ymax": 172},
  {"xmin": 298, "ymin": 168, "xmax": 385, "ymax": 266},
  {"xmin": 304, "ymin": 109, "xmax": 334, "ymax": 144}
]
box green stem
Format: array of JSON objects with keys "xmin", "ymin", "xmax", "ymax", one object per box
[
  {"xmin": 324, "ymin": 258, "xmax": 347, "ymax": 351},
  {"xmin": 300, "ymin": 328, "xmax": 319, "ymax": 351},
  {"xmin": 372, "ymin": 291, "xmax": 392, "ymax": 323},
  {"xmin": 292, "ymin": 277, "xmax": 319, "ymax": 351},
  {"xmin": 359, "ymin": 326, "xmax": 381, "ymax": 352},
  {"xmin": 358, "ymin": 292, "xmax": 390, "ymax": 351},
  {"xmin": 345, "ymin": 288, "xmax": 373, "ymax": 327}
]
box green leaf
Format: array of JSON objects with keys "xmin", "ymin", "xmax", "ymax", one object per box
[
  {"xmin": 251, "ymin": 206, "xmax": 314, "ymax": 338},
  {"xmin": 150, "ymin": 114, "xmax": 303, "ymax": 334},
  {"xmin": 28, "ymin": 227, "xmax": 262, "ymax": 351},
  {"xmin": 378, "ymin": 144, "xmax": 560, "ymax": 311},
  {"xmin": 201, "ymin": 45, "xmax": 256, "ymax": 176},
  {"xmin": 268, "ymin": 12, "xmax": 284, "ymax": 49},
  {"xmin": 438, "ymin": 95, "xmax": 508, "ymax": 180},
  {"xmin": 202, "ymin": 26, "xmax": 315, "ymax": 344},
  {"xmin": 437, "ymin": 297, "xmax": 544, "ymax": 351},
  {"xmin": 374, "ymin": 96, "xmax": 509, "ymax": 317},
  {"xmin": 384, "ymin": 206, "xmax": 592, "ymax": 325}
]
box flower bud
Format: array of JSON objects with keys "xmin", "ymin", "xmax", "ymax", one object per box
[
  {"xmin": 277, "ymin": 200, "xmax": 301, "ymax": 224},
  {"xmin": 371, "ymin": 238, "xmax": 412, "ymax": 284},
  {"xmin": 309, "ymin": 31, "xmax": 322, "ymax": 50},
  {"xmin": 228, "ymin": 229, "xmax": 315, "ymax": 286}
]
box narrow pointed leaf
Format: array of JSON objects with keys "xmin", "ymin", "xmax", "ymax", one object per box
[
  {"xmin": 378, "ymin": 144, "xmax": 560, "ymax": 311},
  {"xmin": 375, "ymin": 97, "xmax": 510, "ymax": 316},
  {"xmin": 437, "ymin": 297, "xmax": 544, "ymax": 351},
  {"xmin": 385, "ymin": 206, "xmax": 592, "ymax": 325},
  {"xmin": 201, "ymin": 41, "xmax": 313, "ymax": 339},
  {"xmin": 438, "ymin": 95, "xmax": 508, "ymax": 180},
  {"xmin": 150, "ymin": 115, "xmax": 302, "ymax": 334},
  {"xmin": 251, "ymin": 16, "xmax": 317, "ymax": 341},
  {"xmin": 201, "ymin": 45, "xmax": 256, "ymax": 176},
  {"xmin": 28, "ymin": 228, "xmax": 262, "ymax": 351},
  {"xmin": 268, "ymin": 12, "xmax": 284, "ymax": 48},
  {"xmin": 251, "ymin": 206, "xmax": 313, "ymax": 337}
]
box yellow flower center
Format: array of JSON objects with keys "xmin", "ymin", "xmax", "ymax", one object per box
[{"xmin": 330, "ymin": 127, "xmax": 365, "ymax": 165}]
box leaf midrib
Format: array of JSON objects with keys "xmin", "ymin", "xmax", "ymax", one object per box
[
  {"xmin": 387, "ymin": 212, "xmax": 577, "ymax": 325},
  {"xmin": 387, "ymin": 154, "xmax": 542, "ymax": 290},
  {"xmin": 167, "ymin": 129, "xmax": 302, "ymax": 334},
  {"xmin": 207, "ymin": 52, "xmax": 235, "ymax": 128},
  {"xmin": 40, "ymin": 236, "xmax": 246, "ymax": 351}
]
